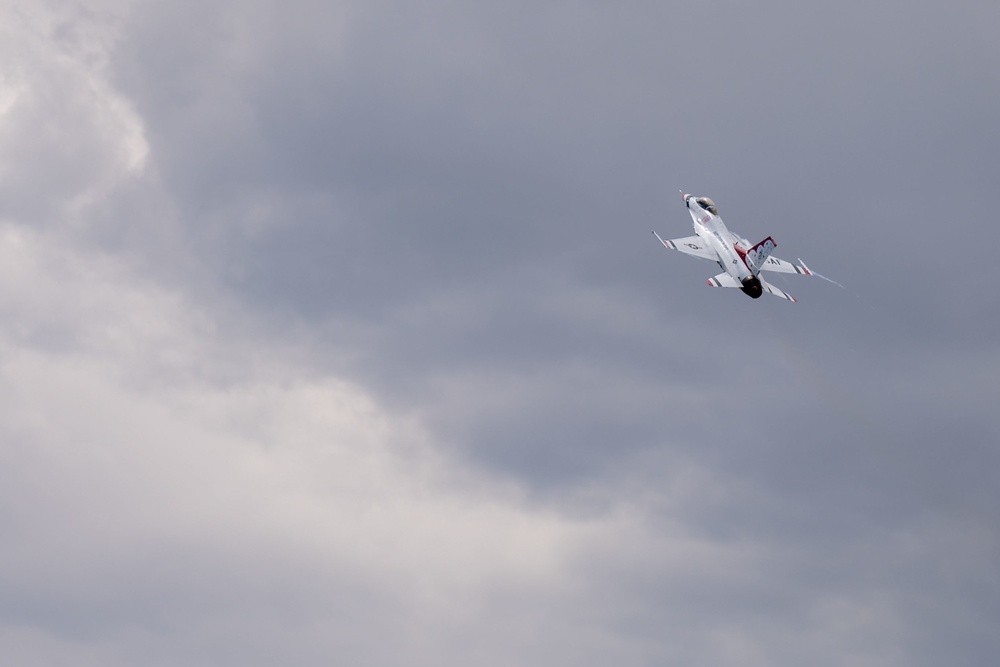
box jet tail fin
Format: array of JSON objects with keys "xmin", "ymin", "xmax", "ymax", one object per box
[{"xmin": 745, "ymin": 236, "xmax": 777, "ymax": 275}]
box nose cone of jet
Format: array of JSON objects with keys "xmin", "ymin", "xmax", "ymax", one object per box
[{"xmin": 679, "ymin": 190, "xmax": 690, "ymax": 201}]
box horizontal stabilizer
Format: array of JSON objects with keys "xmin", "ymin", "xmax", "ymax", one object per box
[
  {"xmin": 760, "ymin": 275, "xmax": 797, "ymax": 302},
  {"xmin": 707, "ymin": 272, "xmax": 797, "ymax": 302},
  {"xmin": 706, "ymin": 273, "xmax": 741, "ymax": 289}
]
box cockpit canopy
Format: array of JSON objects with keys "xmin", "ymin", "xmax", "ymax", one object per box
[{"xmin": 695, "ymin": 197, "xmax": 718, "ymax": 215}]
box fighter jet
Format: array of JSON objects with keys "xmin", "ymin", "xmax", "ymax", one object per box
[{"xmin": 653, "ymin": 191, "xmax": 823, "ymax": 302}]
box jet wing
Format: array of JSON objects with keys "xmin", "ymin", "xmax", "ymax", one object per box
[
  {"xmin": 757, "ymin": 254, "xmax": 812, "ymax": 275},
  {"xmin": 652, "ymin": 231, "xmax": 716, "ymax": 261}
]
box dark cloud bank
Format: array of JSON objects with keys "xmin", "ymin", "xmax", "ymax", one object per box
[{"xmin": 0, "ymin": 1, "xmax": 997, "ymax": 665}]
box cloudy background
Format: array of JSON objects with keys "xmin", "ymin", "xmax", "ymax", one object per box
[{"xmin": 1, "ymin": 0, "xmax": 998, "ymax": 664}]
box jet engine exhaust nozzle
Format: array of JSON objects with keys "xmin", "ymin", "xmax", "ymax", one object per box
[{"xmin": 740, "ymin": 276, "xmax": 763, "ymax": 299}]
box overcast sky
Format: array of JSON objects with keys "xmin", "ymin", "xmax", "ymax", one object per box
[{"xmin": 1, "ymin": 1, "xmax": 998, "ymax": 665}]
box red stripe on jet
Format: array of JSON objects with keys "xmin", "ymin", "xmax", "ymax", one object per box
[{"xmin": 733, "ymin": 243, "xmax": 750, "ymax": 269}]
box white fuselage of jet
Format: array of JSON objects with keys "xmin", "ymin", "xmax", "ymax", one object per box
[
  {"xmin": 654, "ymin": 191, "xmax": 822, "ymax": 302},
  {"xmin": 683, "ymin": 193, "xmax": 763, "ymax": 298}
]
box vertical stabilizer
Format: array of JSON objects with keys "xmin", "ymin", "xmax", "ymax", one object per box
[{"xmin": 745, "ymin": 236, "xmax": 776, "ymax": 275}]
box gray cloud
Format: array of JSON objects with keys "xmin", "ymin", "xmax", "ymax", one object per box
[{"xmin": 0, "ymin": 0, "xmax": 998, "ymax": 665}]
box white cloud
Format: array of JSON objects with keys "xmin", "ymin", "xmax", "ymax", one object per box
[
  {"xmin": 0, "ymin": 216, "xmax": 616, "ymax": 664},
  {"xmin": 3, "ymin": 1, "xmax": 997, "ymax": 665},
  {"xmin": 0, "ymin": 0, "xmax": 147, "ymax": 221},
  {"xmin": 0, "ymin": 6, "xmax": 605, "ymax": 661}
]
